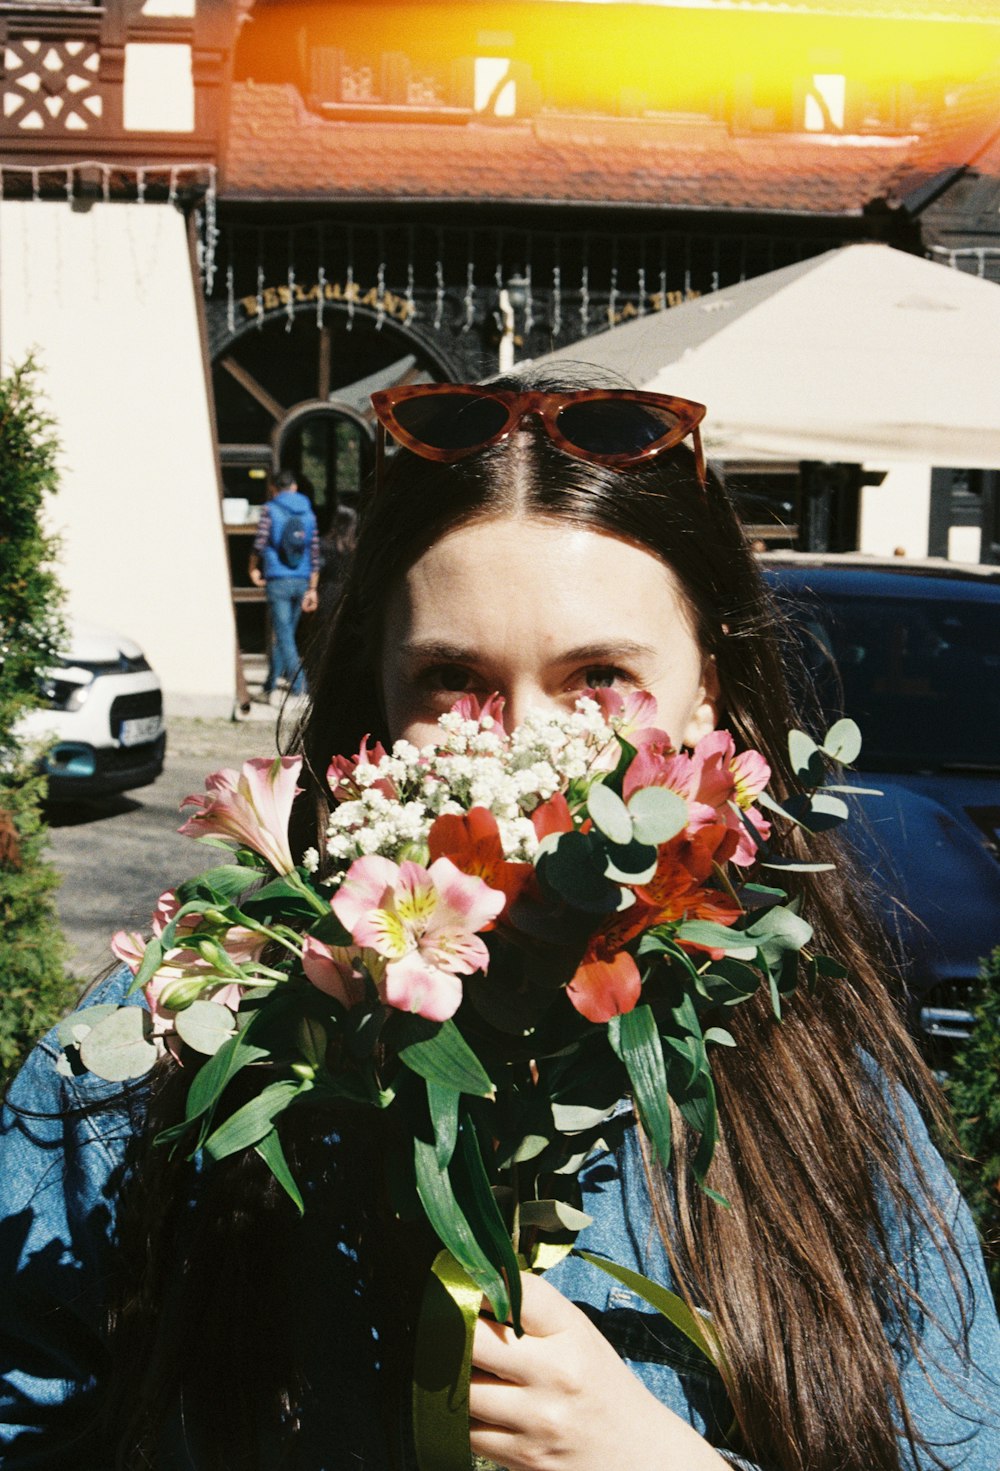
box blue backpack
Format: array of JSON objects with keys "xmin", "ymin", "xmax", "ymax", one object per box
[{"xmin": 270, "ymin": 498, "xmax": 312, "ymax": 570}]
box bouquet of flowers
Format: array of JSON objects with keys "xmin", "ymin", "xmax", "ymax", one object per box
[{"xmin": 58, "ymin": 691, "xmax": 864, "ymax": 1467}]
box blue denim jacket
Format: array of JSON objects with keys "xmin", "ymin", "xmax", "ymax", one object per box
[{"xmin": 2, "ymin": 967, "xmax": 998, "ymax": 1469}]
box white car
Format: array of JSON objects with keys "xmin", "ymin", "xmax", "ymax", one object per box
[{"xmin": 17, "ymin": 620, "xmax": 166, "ymax": 800}]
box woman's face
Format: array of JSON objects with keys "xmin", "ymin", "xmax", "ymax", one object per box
[{"xmin": 381, "ymin": 517, "xmax": 719, "ymax": 748}]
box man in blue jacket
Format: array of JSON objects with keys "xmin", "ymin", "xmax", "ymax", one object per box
[{"xmin": 249, "ymin": 470, "xmax": 319, "ymax": 701}]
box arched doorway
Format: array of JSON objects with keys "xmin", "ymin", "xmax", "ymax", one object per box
[{"xmin": 213, "ymin": 302, "xmax": 458, "ymax": 662}]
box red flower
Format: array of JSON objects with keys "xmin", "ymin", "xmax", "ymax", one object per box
[{"xmin": 427, "ymin": 807, "xmax": 533, "ymax": 924}]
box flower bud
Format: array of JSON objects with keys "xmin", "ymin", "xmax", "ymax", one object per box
[{"xmin": 158, "ymin": 978, "xmax": 205, "ymax": 1012}]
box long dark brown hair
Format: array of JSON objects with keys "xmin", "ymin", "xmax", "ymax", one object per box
[{"xmin": 106, "ymin": 369, "xmax": 971, "ymax": 1469}]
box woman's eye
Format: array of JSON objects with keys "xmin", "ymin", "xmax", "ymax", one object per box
[
  {"xmin": 580, "ymin": 665, "xmax": 630, "ymax": 690},
  {"xmin": 422, "ymin": 664, "xmax": 477, "ymax": 694}
]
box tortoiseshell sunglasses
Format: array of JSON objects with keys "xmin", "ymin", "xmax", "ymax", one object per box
[{"xmin": 369, "ymin": 384, "xmax": 707, "ymax": 490}]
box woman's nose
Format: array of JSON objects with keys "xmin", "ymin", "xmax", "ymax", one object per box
[{"xmin": 502, "ymin": 681, "xmax": 560, "ymax": 731}]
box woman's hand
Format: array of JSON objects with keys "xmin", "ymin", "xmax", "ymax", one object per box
[{"xmin": 469, "ymin": 1271, "xmax": 728, "ymax": 1471}]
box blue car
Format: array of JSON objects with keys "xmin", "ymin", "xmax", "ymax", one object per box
[{"xmin": 763, "ymin": 556, "xmax": 1000, "ymax": 1058}]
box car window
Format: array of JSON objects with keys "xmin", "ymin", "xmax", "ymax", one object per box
[{"xmin": 775, "ymin": 589, "xmax": 1000, "ymax": 772}]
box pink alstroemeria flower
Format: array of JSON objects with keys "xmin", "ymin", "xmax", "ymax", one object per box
[
  {"xmin": 179, "ymin": 756, "xmax": 302, "ymax": 875},
  {"xmin": 111, "ymin": 889, "xmax": 262, "ymax": 1039},
  {"xmin": 690, "ymin": 731, "xmax": 772, "ymax": 866},
  {"xmin": 327, "ymin": 737, "xmax": 393, "ymax": 802},
  {"xmin": 301, "ymin": 935, "xmax": 367, "ymax": 1010},
  {"xmin": 330, "ymin": 854, "xmax": 505, "ymax": 1021},
  {"xmin": 589, "ymin": 687, "xmax": 672, "ymax": 753},
  {"xmin": 449, "ymin": 692, "xmax": 508, "ymax": 731}
]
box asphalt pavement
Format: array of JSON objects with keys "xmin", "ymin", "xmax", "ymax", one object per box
[{"xmin": 47, "ymin": 706, "xmax": 291, "ymax": 979}]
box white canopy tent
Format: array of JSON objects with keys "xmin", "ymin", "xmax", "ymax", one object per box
[{"xmin": 537, "ymin": 244, "xmax": 1000, "ymax": 469}]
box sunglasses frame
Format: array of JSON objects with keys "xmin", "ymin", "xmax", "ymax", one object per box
[{"xmin": 370, "ymin": 384, "xmax": 708, "ymax": 489}]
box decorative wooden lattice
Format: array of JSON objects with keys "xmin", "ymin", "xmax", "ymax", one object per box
[{"xmin": 2, "ymin": 38, "xmax": 102, "ymax": 132}]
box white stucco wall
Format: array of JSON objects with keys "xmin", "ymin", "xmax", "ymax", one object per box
[
  {"xmin": 858, "ymin": 462, "xmax": 931, "ymax": 560},
  {"xmin": 0, "ymin": 199, "xmax": 236, "ymax": 715}
]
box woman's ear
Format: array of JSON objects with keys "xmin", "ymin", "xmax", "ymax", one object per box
[{"xmin": 681, "ymin": 655, "xmax": 721, "ymax": 747}]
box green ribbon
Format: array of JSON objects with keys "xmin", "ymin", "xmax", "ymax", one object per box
[{"xmin": 412, "ymin": 1248, "xmax": 482, "ymax": 1471}]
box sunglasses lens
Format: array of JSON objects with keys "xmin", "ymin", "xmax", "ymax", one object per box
[
  {"xmin": 392, "ymin": 392, "xmax": 510, "ymax": 451},
  {"xmin": 555, "ymin": 399, "xmax": 682, "ymax": 457}
]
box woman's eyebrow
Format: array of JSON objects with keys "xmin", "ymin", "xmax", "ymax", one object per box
[
  {"xmin": 556, "ymin": 640, "xmax": 658, "ymax": 665},
  {"xmin": 398, "ymin": 640, "xmax": 481, "ymax": 664}
]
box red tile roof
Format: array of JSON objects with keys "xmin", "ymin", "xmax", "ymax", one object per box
[{"xmin": 222, "ymin": 81, "xmax": 991, "ymax": 215}]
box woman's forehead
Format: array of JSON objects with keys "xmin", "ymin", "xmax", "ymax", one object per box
[{"xmin": 385, "ymin": 517, "xmax": 700, "ymax": 656}]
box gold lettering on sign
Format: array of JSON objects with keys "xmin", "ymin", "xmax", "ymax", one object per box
[{"xmin": 238, "ymin": 282, "xmax": 417, "ymax": 324}]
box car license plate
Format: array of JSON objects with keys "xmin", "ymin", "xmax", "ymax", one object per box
[{"xmin": 120, "ymin": 715, "xmax": 162, "ymax": 747}]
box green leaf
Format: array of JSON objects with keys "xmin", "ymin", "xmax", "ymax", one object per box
[
  {"xmin": 428, "ymin": 1080, "xmax": 460, "ymax": 1170},
  {"xmin": 760, "ymin": 857, "xmax": 836, "ymax": 873},
  {"xmin": 674, "ymin": 920, "xmax": 757, "ymax": 961},
  {"xmin": 822, "ymin": 718, "xmax": 862, "ymax": 765},
  {"xmin": 176, "ymin": 864, "xmax": 260, "ymax": 904},
  {"xmin": 787, "ymin": 728, "xmax": 825, "ymax": 786},
  {"xmin": 536, "ymin": 831, "xmax": 624, "ymax": 914},
  {"xmin": 204, "ymin": 1078, "xmax": 303, "ymax": 1160},
  {"xmin": 745, "ymin": 905, "xmax": 813, "ymax": 967},
  {"xmin": 413, "ymin": 1134, "xmax": 510, "ymax": 1324},
  {"xmin": 255, "ymin": 1126, "xmax": 304, "ymax": 1215},
  {"xmin": 699, "ymin": 959, "xmax": 761, "ymax": 1007},
  {"xmin": 824, "ymin": 784, "xmax": 883, "ymax": 797},
  {"xmin": 130, "ymin": 936, "xmax": 165, "ymax": 995},
  {"xmin": 174, "ymin": 1000, "xmax": 237, "ymax": 1056},
  {"xmin": 608, "ymin": 1005, "xmax": 672, "ymax": 1171},
  {"xmin": 184, "ymin": 1015, "xmax": 270, "ymax": 1126},
  {"xmin": 576, "ymin": 1252, "xmax": 727, "ymax": 1375},
  {"xmin": 781, "ymin": 792, "xmax": 849, "ymax": 833},
  {"xmin": 78, "ymin": 1008, "xmax": 158, "ymax": 1081},
  {"xmin": 703, "ymin": 1026, "xmax": 736, "ymax": 1048},
  {"xmin": 400, "ymin": 1020, "xmax": 495, "ymax": 1098},
  {"xmin": 587, "ymin": 780, "xmax": 633, "ymax": 846},
  {"xmin": 518, "ymin": 1199, "xmax": 593, "ymax": 1232},
  {"xmin": 454, "ymin": 1116, "xmax": 523, "ymax": 1330},
  {"xmin": 602, "ymin": 838, "xmax": 658, "ymax": 885},
  {"xmin": 56, "ymin": 1004, "xmax": 118, "ymax": 1048},
  {"xmin": 627, "ymin": 786, "xmax": 689, "ymax": 845}
]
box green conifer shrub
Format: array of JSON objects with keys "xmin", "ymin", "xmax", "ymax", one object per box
[
  {"xmin": 0, "ymin": 357, "xmax": 75, "ymax": 1081},
  {"xmin": 945, "ymin": 947, "xmax": 1000, "ymax": 1307}
]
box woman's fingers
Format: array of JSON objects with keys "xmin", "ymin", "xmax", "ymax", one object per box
[{"xmin": 471, "ymin": 1312, "xmax": 531, "ymax": 1384}]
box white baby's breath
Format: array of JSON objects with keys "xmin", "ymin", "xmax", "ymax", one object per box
[{"xmin": 322, "ymin": 698, "xmax": 614, "ymax": 878}]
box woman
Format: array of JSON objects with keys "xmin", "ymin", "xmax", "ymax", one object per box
[{"xmin": 2, "ymin": 372, "xmax": 998, "ymax": 1471}]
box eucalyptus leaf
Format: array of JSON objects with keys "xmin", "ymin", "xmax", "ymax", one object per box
[
  {"xmin": 824, "ymin": 784, "xmax": 883, "ymax": 797},
  {"xmin": 788, "ymin": 728, "xmax": 825, "ymax": 785},
  {"xmin": 78, "ymin": 1007, "xmax": 158, "ymax": 1082},
  {"xmin": 674, "ymin": 920, "xmax": 757, "ymax": 961},
  {"xmin": 56, "ymin": 1004, "xmax": 118, "ymax": 1049},
  {"xmin": 745, "ymin": 905, "xmax": 813, "ymax": 966},
  {"xmin": 586, "ymin": 781, "xmax": 634, "ymax": 846},
  {"xmin": 536, "ymin": 832, "xmax": 624, "ymax": 914},
  {"xmin": 703, "ymin": 1026, "xmax": 736, "ymax": 1048},
  {"xmin": 174, "ymin": 1000, "xmax": 238, "ymax": 1056},
  {"xmin": 626, "ymin": 787, "xmax": 688, "ymax": 845},
  {"xmin": 602, "ymin": 838, "xmax": 658, "ymax": 885},
  {"xmin": 822, "ymin": 718, "xmax": 862, "ymax": 765},
  {"xmin": 518, "ymin": 1199, "xmax": 593, "ymax": 1232}
]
